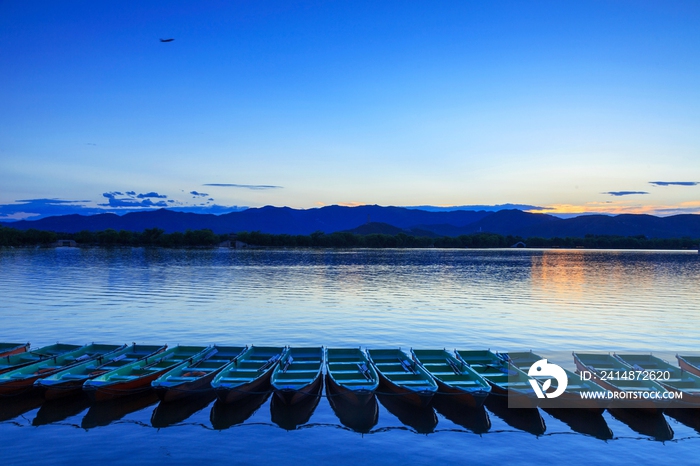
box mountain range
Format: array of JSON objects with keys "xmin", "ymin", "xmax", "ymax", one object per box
[{"xmin": 2, "ymin": 206, "xmax": 700, "ymax": 239}]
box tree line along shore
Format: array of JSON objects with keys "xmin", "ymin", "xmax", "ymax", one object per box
[{"xmin": 0, "ymin": 226, "xmax": 698, "ymax": 250}]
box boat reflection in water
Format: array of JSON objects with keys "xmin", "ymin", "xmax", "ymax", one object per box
[
  {"xmin": 484, "ymin": 395, "xmax": 546, "ymax": 436},
  {"xmin": 210, "ymin": 391, "xmax": 271, "ymax": 430},
  {"xmin": 327, "ymin": 390, "xmax": 378, "ymax": 433},
  {"xmin": 376, "ymin": 393, "xmax": 437, "ymax": 434},
  {"xmin": 608, "ymin": 408, "xmax": 674, "ymax": 441},
  {"xmin": 665, "ymin": 408, "xmax": 700, "ymax": 435},
  {"xmin": 543, "ymin": 408, "xmax": 612, "ymax": 440},
  {"xmin": 432, "ymin": 393, "xmax": 490, "ymax": 434},
  {"xmin": 151, "ymin": 392, "xmax": 216, "ymax": 428},
  {"xmin": 270, "ymin": 380, "xmax": 322, "ymax": 430},
  {"xmin": 33, "ymin": 393, "xmax": 91, "ymax": 426},
  {"xmin": 0, "ymin": 392, "xmax": 43, "ymax": 422},
  {"xmin": 81, "ymin": 392, "xmax": 159, "ymax": 429}
]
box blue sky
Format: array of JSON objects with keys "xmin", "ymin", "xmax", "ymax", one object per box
[{"xmin": 1, "ymin": 1, "xmax": 699, "ymax": 220}]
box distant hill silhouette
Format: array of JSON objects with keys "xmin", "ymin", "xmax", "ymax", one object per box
[
  {"xmin": 344, "ymin": 222, "xmax": 404, "ymax": 235},
  {"xmin": 1, "ymin": 206, "xmax": 699, "ymax": 239},
  {"xmin": 1, "ymin": 205, "xmax": 489, "ymax": 235},
  {"xmin": 518, "ymin": 213, "xmax": 700, "ymax": 238},
  {"xmin": 415, "ymin": 209, "xmax": 561, "ymax": 236},
  {"xmin": 344, "ymin": 222, "xmax": 440, "ymax": 238}
]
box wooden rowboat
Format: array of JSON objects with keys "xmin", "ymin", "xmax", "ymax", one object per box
[
  {"xmin": 367, "ymin": 348, "xmax": 438, "ymax": 407},
  {"xmin": 411, "ymin": 349, "xmax": 491, "ymax": 408},
  {"xmin": 152, "ymin": 345, "xmax": 246, "ymax": 402},
  {"xmin": 36, "ymin": 344, "xmax": 166, "ymax": 400},
  {"xmin": 615, "ymin": 353, "xmax": 700, "ymax": 408},
  {"xmin": 325, "ymin": 348, "xmax": 379, "ymax": 407},
  {"xmin": 573, "ymin": 352, "xmax": 672, "ymax": 414},
  {"xmin": 0, "ymin": 343, "xmax": 82, "ymax": 374},
  {"xmin": 0, "ymin": 343, "xmax": 30, "ymax": 358},
  {"xmin": 271, "ymin": 347, "xmax": 324, "ymax": 405},
  {"xmin": 677, "ymin": 355, "xmax": 700, "ymax": 378},
  {"xmin": 506, "ymin": 351, "xmax": 608, "ymax": 413},
  {"xmin": 83, "ymin": 345, "xmax": 208, "ymax": 402},
  {"xmin": 211, "ymin": 346, "xmax": 285, "ymax": 404},
  {"xmin": 0, "ymin": 343, "xmax": 124, "ymax": 396},
  {"xmin": 454, "ymin": 349, "xmax": 536, "ymax": 407}
]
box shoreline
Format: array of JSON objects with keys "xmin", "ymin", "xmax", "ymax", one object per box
[{"xmin": 1, "ymin": 226, "xmax": 699, "ymax": 251}]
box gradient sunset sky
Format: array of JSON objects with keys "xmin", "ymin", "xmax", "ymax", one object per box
[{"xmin": 1, "ymin": 1, "xmax": 699, "ymax": 220}]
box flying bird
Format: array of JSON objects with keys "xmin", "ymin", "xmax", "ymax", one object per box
[{"xmin": 160, "ymin": 38, "xmax": 174, "ymax": 42}]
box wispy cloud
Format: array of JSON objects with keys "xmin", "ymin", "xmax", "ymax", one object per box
[
  {"xmin": 649, "ymin": 181, "xmax": 699, "ymax": 187},
  {"xmin": 603, "ymin": 191, "xmax": 649, "ymax": 197},
  {"xmin": 102, "ymin": 198, "xmax": 168, "ymax": 207},
  {"xmin": 0, "ymin": 189, "xmax": 248, "ymax": 222},
  {"xmin": 100, "ymin": 191, "xmax": 168, "ymax": 208},
  {"xmin": 204, "ymin": 183, "xmax": 282, "ymax": 190},
  {"xmin": 408, "ymin": 203, "xmax": 544, "ymax": 212},
  {"xmin": 0, "ymin": 198, "xmax": 102, "ymax": 221},
  {"xmin": 136, "ymin": 192, "xmax": 167, "ymax": 199},
  {"xmin": 167, "ymin": 205, "xmax": 248, "ymax": 215}
]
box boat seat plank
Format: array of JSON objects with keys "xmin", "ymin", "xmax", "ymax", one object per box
[
  {"xmin": 181, "ymin": 367, "xmax": 216, "ymax": 373},
  {"xmin": 505, "ymin": 382, "xmax": 533, "ymax": 389},
  {"xmin": 109, "ymin": 375, "xmax": 138, "ymax": 381},
  {"xmin": 165, "ymin": 376, "xmax": 197, "ymax": 383},
  {"xmin": 59, "ymin": 374, "xmax": 89, "ymax": 380},
  {"xmin": 381, "ymin": 371, "xmax": 414, "ymax": 376},
  {"xmin": 218, "ymin": 377, "xmax": 254, "ymax": 383},
  {"xmin": 448, "ymin": 381, "xmax": 483, "ymax": 387},
  {"xmin": 398, "ymin": 380, "xmax": 434, "ymax": 386}
]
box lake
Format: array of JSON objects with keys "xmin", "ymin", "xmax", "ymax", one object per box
[{"xmin": 1, "ymin": 248, "xmax": 699, "ymax": 465}]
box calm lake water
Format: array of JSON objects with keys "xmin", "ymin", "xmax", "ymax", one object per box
[{"xmin": 1, "ymin": 248, "xmax": 699, "ymax": 465}]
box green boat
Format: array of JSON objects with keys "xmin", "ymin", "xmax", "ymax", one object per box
[
  {"xmin": 573, "ymin": 352, "xmax": 672, "ymax": 413},
  {"xmin": 454, "ymin": 349, "xmax": 536, "ymax": 407},
  {"xmin": 507, "ymin": 351, "xmax": 608, "ymax": 412},
  {"xmin": 0, "ymin": 343, "xmax": 123, "ymax": 396},
  {"xmin": 36, "ymin": 344, "xmax": 166, "ymax": 400},
  {"xmin": 0, "ymin": 343, "xmax": 30, "ymax": 358},
  {"xmin": 615, "ymin": 353, "xmax": 700, "ymax": 408},
  {"xmin": 152, "ymin": 345, "xmax": 246, "ymax": 402},
  {"xmin": 325, "ymin": 348, "xmax": 379, "ymax": 407},
  {"xmin": 0, "ymin": 343, "xmax": 81, "ymax": 374},
  {"xmin": 367, "ymin": 348, "xmax": 438, "ymax": 407},
  {"xmin": 211, "ymin": 346, "xmax": 285, "ymax": 404},
  {"xmin": 271, "ymin": 347, "xmax": 324, "ymax": 405},
  {"xmin": 411, "ymin": 349, "xmax": 491, "ymax": 408},
  {"xmin": 83, "ymin": 345, "xmax": 208, "ymax": 401}
]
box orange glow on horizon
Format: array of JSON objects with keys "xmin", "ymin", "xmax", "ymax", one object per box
[
  {"xmin": 527, "ymin": 201, "xmax": 700, "ymax": 216},
  {"xmin": 337, "ymin": 201, "xmax": 364, "ymax": 207}
]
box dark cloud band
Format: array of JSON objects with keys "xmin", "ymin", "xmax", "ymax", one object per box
[
  {"xmin": 137, "ymin": 192, "xmax": 167, "ymax": 199},
  {"xmin": 649, "ymin": 181, "xmax": 698, "ymax": 187},
  {"xmin": 406, "ymin": 203, "xmax": 544, "ymax": 212},
  {"xmin": 204, "ymin": 183, "xmax": 282, "ymax": 190},
  {"xmin": 603, "ymin": 191, "xmax": 649, "ymax": 197},
  {"xmin": 0, "ymin": 199, "xmax": 103, "ymax": 219}
]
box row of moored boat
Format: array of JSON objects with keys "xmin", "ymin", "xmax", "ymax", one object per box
[{"xmin": 1, "ymin": 343, "xmax": 699, "ymax": 414}]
